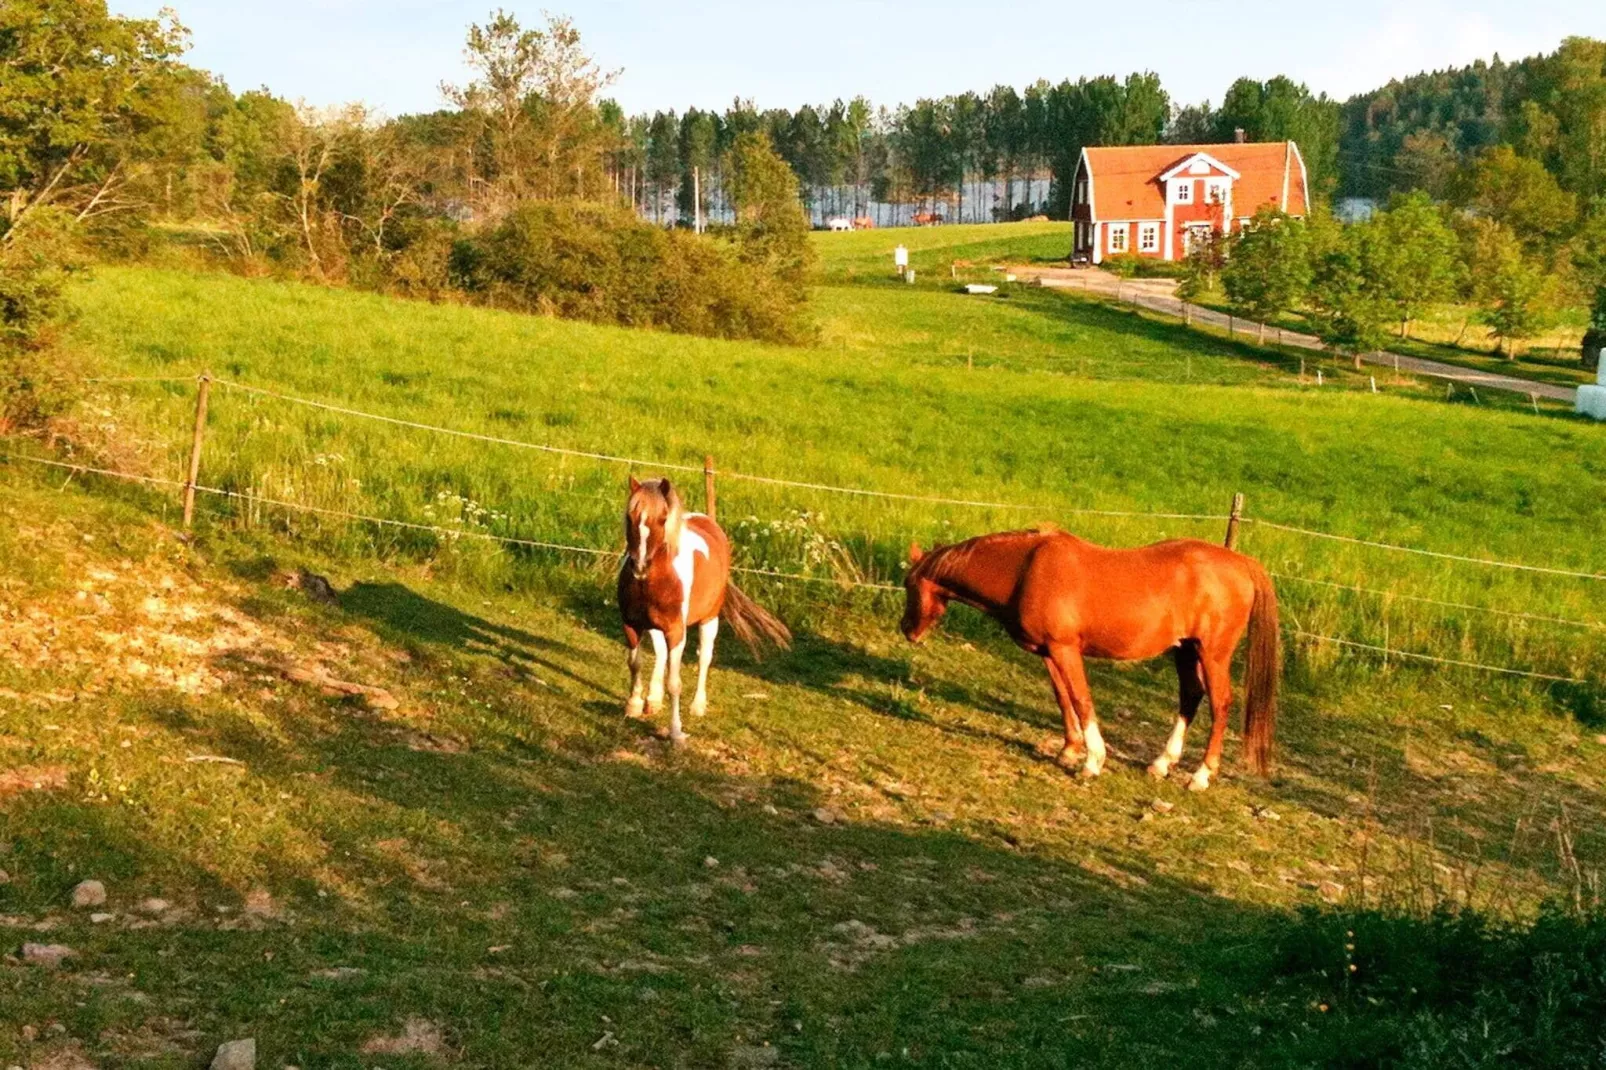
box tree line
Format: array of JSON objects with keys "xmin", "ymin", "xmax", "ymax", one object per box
[{"xmin": 614, "ymin": 73, "xmax": 1342, "ymax": 227}]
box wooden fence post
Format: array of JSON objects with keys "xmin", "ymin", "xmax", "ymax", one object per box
[
  {"xmin": 182, "ymin": 370, "xmax": 212, "ymax": 530},
  {"xmin": 703, "ymin": 454, "xmax": 717, "ymax": 521},
  {"xmin": 1224, "ymin": 492, "xmax": 1245, "ymax": 550}
]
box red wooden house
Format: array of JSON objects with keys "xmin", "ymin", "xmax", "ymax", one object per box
[{"xmin": 1069, "ymin": 141, "xmax": 1309, "ymax": 264}]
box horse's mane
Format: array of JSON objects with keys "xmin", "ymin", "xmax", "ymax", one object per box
[{"xmin": 915, "ymin": 524, "xmax": 1063, "ymax": 586}]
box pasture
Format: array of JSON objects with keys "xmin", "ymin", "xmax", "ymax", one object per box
[{"xmin": 3, "ymin": 222, "xmax": 1605, "ymax": 1066}]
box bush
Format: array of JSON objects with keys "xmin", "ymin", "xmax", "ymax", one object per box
[
  {"xmin": 0, "ymin": 209, "xmax": 82, "ymax": 434},
  {"xmin": 452, "ymin": 200, "xmax": 811, "ymax": 344}
]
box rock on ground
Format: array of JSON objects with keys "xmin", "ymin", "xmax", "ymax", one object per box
[
  {"xmin": 70, "ymin": 880, "xmax": 106, "ymax": 908},
  {"xmin": 210, "ymin": 1038, "xmax": 256, "ymax": 1070},
  {"xmin": 22, "ymin": 943, "xmax": 76, "ymax": 967}
]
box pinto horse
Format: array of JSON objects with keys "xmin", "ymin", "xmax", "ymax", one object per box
[
  {"xmin": 901, "ymin": 527, "xmax": 1279, "ymax": 790},
  {"xmin": 618, "ymin": 477, "xmax": 790, "ymax": 744}
]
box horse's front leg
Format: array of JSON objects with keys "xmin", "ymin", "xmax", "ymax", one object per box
[
  {"xmin": 664, "ymin": 621, "xmax": 688, "ymax": 747},
  {"xmin": 1044, "ymin": 650, "xmax": 1085, "ymax": 771},
  {"xmin": 690, "ymin": 617, "xmax": 718, "ymax": 717},
  {"xmin": 1049, "ymin": 645, "xmax": 1105, "ymax": 778},
  {"xmin": 647, "ymin": 628, "xmax": 668, "ymax": 716},
  {"xmin": 624, "ymin": 626, "xmax": 646, "ymax": 717}
]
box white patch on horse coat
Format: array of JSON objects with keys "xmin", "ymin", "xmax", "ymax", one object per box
[
  {"xmin": 1084, "ymin": 721, "xmax": 1107, "ymax": 776},
  {"xmin": 648, "ymin": 628, "xmax": 668, "ymax": 707},
  {"xmin": 672, "ymin": 521, "xmax": 710, "ymax": 623},
  {"xmin": 1150, "ymin": 715, "xmax": 1189, "ymax": 776}
]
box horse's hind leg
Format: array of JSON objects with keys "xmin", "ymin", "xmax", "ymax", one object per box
[
  {"xmin": 665, "ymin": 624, "xmax": 688, "ymax": 746},
  {"xmin": 690, "ymin": 618, "xmax": 719, "ymax": 717},
  {"xmin": 1150, "ymin": 640, "xmax": 1205, "ymax": 779},
  {"xmin": 1189, "ymin": 644, "xmax": 1235, "ymax": 792},
  {"xmin": 624, "ymin": 626, "xmax": 646, "ymax": 717}
]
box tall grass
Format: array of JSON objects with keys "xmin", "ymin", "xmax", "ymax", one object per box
[{"xmin": 55, "ymin": 227, "xmax": 1606, "ymax": 696}]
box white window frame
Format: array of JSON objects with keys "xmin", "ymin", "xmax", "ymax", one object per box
[
  {"xmin": 1174, "ymin": 180, "xmax": 1193, "ymax": 204},
  {"xmin": 1108, "ymin": 223, "xmax": 1128, "ymax": 254},
  {"xmin": 1206, "ymin": 180, "xmax": 1227, "ymax": 204},
  {"xmin": 1138, "ymin": 222, "xmax": 1159, "ymax": 252}
]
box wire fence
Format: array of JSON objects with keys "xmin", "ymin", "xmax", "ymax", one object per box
[{"xmin": 44, "ymin": 372, "xmax": 1606, "ymax": 688}]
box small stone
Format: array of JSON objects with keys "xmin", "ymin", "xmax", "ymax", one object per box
[
  {"xmin": 138, "ymin": 898, "xmax": 170, "ymax": 915},
  {"xmin": 1150, "ymin": 799, "xmax": 1175, "ymax": 814},
  {"xmin": 0, "ymin": 868, "xmax": 9, "ymax": 884},
  {"xmin": 22, "ymin": 942, "xmax": 76, "ymax": 967},
  {"xmin": 812, "ymin": 807, "xmax": 839, "ymax": 825},
  {"xmin": 210, "ymin": 1038, "xmax": 256, "ymax": 1070},
  {"xmin": 71, "ymin": 880, "xmax": 106, "ymax": 908},
  {"xmin": 90, "ymin": 912, "xmax": 115, "ymax": 924},
  {"xmin": 703, "ymin": 856, "xmax": 719, "ymax": 869}
]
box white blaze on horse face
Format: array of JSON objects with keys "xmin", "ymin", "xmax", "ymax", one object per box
[
  {"xmin": 635, "ymin": 520, "xmax": 650, "ymax": 575},
  {"xmin": 672, "ymin": 523, "xmax": 710, "ymax": 623}
]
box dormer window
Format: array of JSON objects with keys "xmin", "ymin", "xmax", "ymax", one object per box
[{"xmin": 1175, "ymin": 181, "xmax": 1193, "ymax": 204}]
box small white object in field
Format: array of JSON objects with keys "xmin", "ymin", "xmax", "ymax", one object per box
[
  {"xmin": 1577, "ymin": 357, "xmax": 1606, "ymax": 418},
  {"xmin": 1004, "ymin": 274, "xmax": 1017, "ymax": 282},
  {"xmin": 138, "ymin": 897, "xmax": 170, "ymax": 915},
  {"xmin": 963, "ymin": 284, "xmax": 999, "ymax": 295},
  {"xmin": 894, "ymin": 244, "xmax": 908, "ymax": 268},
  {"xmin": 703, "ymin": 856, "xmax": 719, "ymax": 868},
  {"xmin": 90, "ymin": 912, "xmax": 115, "ymax": 924},
  {"xmin": 812, "ymin": 807, "xmax": 841, "ymax": 825},
  {"xmin": 210, "ymin": 1039, "xmax": 256, "ymax": 1070},
  {"xmin": 71, "ymin": 880, "xmax": 106, "ymax": 908},
  {"xmin": 825, "ymin": 217, "xmax": 853, "ymax": 232}
]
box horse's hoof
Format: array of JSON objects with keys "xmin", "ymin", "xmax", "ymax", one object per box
[
  {"xmin": 1078, "ymin": 765, "xmax": 1104, "ymax": 780},
  {"xmin": 625, "ymin": 700, "xmax": 645, "ymax": 718},
  {"xmin": 1146, "ymin": 761, "xmax": 1170, "ymax": 780},
  {"xmin": 646, "ymin": 703, "xmax": 663, "ymax": 718},
  {"xmin": 690, "ymin": 701, "xmax": 707, "ymax": 718},
  {"xmin": 1055, "ymin": 746, "xmax": 1083, "ymax": 769},
  {"xmin": 669, "ymin": 732, "xmax": 689, "ymax": 749},
  {"xmin": 1187, "ymin": 769, "xmax": 1212, "ymax": 792}
]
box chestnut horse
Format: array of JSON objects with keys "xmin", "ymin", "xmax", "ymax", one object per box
[
  {"xmin": 901, "ymin": 527, "xmax": 1279, "ymax": 790},
  {"xmin": 618, "ymin": 477, "xmax": 790, "ymax": 744}
]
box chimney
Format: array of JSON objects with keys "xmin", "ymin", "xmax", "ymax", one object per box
[{"xmin": 1233, "ymin": 128, "xmax": 1246, "ymax": 144}]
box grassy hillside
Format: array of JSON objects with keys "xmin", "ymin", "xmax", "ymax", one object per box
[{"xmin": 2, "ymin": 222, "xmax": 1604, "ymax": 1066}]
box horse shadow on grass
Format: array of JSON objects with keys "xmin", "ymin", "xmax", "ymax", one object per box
[{"xmin": 335, "ymin": 580, "xmax": 613, "ymax": 698}]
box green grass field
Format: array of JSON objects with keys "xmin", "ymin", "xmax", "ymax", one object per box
[{"xmin": 3, "ymin": 222, "xmax": 1605, "ymax": 1066}]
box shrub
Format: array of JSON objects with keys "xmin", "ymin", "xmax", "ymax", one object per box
[
  {"xmin": 0, "ymin": 209, "xmax": 82, "ymax": 434},
  {"xmin": 1103, "ymin": 253, "xmax": 1187, "ymax": 280},
  {"xmin": 453, "ymin": 200, "xmax": 811, "ymax": 344}
]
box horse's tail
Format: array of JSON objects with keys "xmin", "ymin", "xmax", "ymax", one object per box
[
  {"xmin": 1243, "ymin": 560, "xmax": 1281, "ymax": 776},
  {"xmin": 722, "ymin": 582, "xmax": 792, "ymax": 657}
]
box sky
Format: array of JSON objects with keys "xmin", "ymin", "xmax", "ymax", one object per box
[{"xmin": 112, "ymin": 0, "xmax": 1606, "ymax": 119}]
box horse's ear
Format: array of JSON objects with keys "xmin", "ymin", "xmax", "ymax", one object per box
[
  {"xmin": 628, "ymin": 476, "xmax": 641, "ymax": 493},
  {"xmin": 908, "ymin": 542, "xmax": 924, "ymax": 564},
  {"xmin": 659, "ymin": 478, "xmax": 672, "ymax": 497}
]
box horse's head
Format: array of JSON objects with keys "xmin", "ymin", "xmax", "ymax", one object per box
[
  {"xmin": 625, "ymin": 476, "xmax": 684, "ymax": 577},
  {"xmin": 900, "ymin": 542, "xmax": 949, "ymax": 643}
]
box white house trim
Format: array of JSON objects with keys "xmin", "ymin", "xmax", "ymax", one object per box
[
  {"xmin": 1280, "ymin": 141, "xmax": 1291, "ymax": 212},
  {"xmin": 1078, "ymin": 147, "xmax": 1097, "ymax": 222},
  {"xmin": 1292, "ymin": 143, "xmax": 1310, "ymax": 213},
  {"xmin": 1158, "ymin": 152, "xmax": 1242, "ymax": 182}
]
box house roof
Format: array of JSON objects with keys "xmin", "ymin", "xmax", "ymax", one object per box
[{"xmin": 1080, "ymin": 141, "xmax": 1308, "ymax": 221}]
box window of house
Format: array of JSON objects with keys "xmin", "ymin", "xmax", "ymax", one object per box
[
  {"xmin": 1175, "ymin": 181, "xmax": 1193, "ymax": 204},
  {"xmin": 1108, "ymin": 223, "xmax": 1128, "ymax": 253},
  {"xmin": 1139, "ymin": 222, "xmax": 1159, "ymax": 252},
  {"xmin": 1206, "ymin": 180, "xmax": 1226, "ymax": 204}
]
